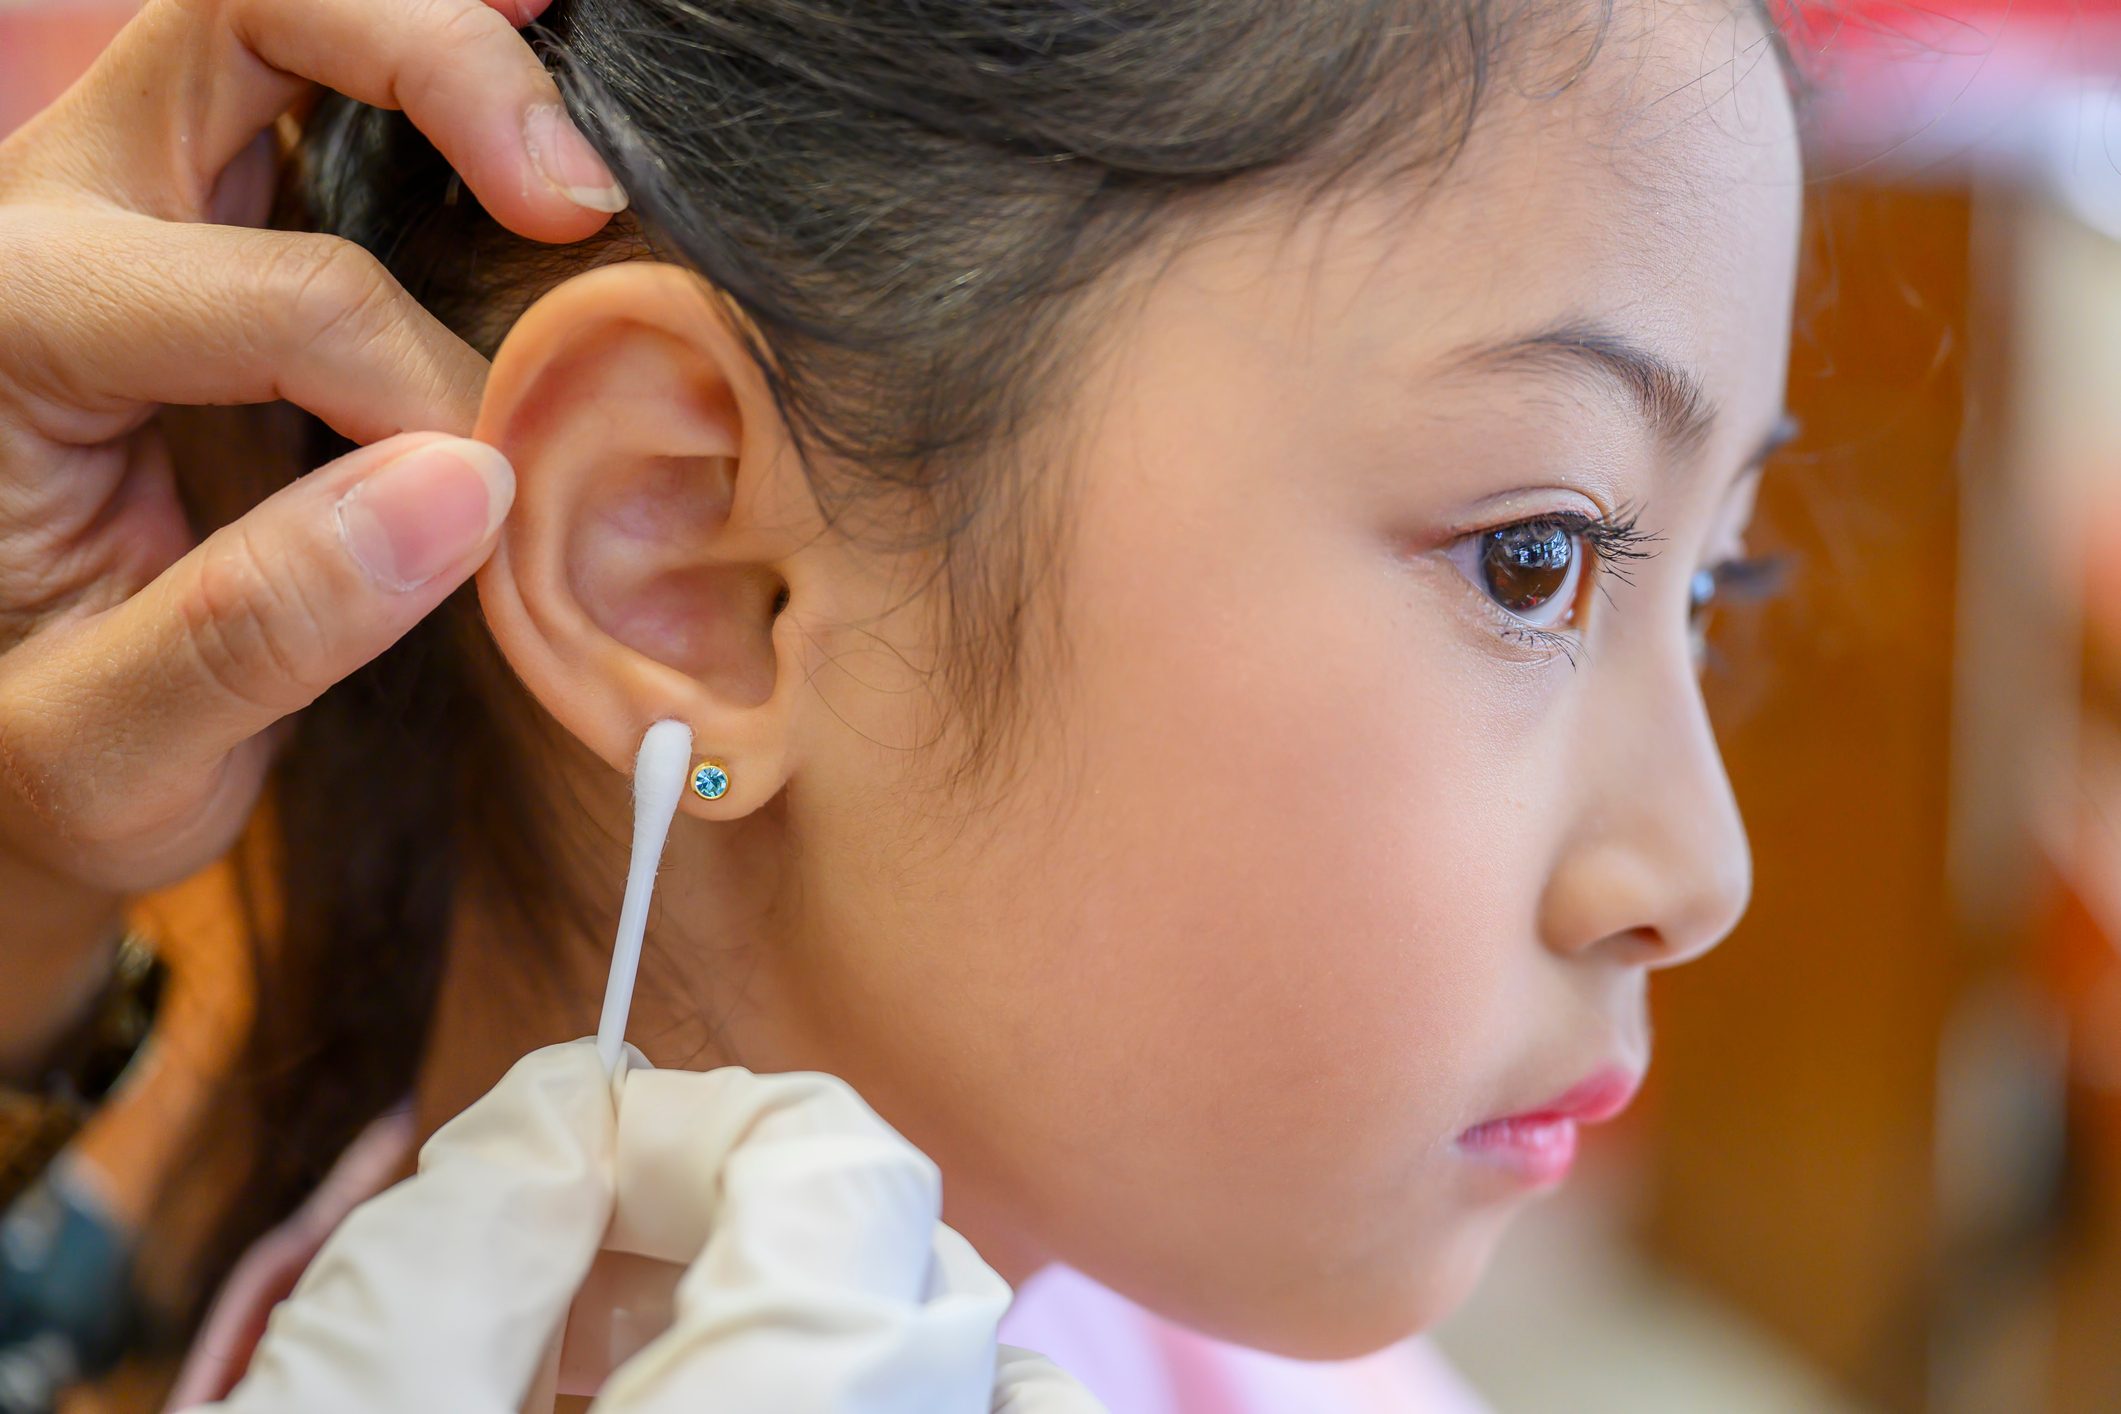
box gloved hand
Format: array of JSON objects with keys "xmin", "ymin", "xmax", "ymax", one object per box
[{"xmin": 190, "ymin": 1039, "xmax": 1102, "ymax": 1414}]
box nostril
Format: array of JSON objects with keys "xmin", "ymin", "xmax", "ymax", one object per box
[{"xmin": 1608, "ymin": 927, "xmax": 1682, "ymax": 970}]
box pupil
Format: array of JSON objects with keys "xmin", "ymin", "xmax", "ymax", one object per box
[{"xmin": 1482, "ymin": 522, "xmax": 1572, "ymax": 613}]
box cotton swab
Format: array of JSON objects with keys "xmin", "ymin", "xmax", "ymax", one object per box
[{"xmin": 595, "ymin": 718, "xmax": 694, "ymax": 1074}]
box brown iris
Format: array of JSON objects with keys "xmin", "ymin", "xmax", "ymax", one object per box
[{"xmin": 1480, "ymin": 521, "xmax": 1575, "ymax": 615}]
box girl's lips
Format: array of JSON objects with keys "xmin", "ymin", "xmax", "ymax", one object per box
[
  {"xmin": 1455, "ymin": 1113, "xmax": 1583, "ymax": 1186},
  {"xmin": 1454, "ymin": 1065, "xmax": 1642, "ymax": 1187}
]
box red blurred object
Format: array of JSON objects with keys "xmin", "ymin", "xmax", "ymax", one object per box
[
  {"xmin": 1784, "ymin": 0, "xmax": 2121, "ymax": 53},
  {"xmin": 0, "ymin": 4, "xmax": 140, "ymax": 138},
  {"xmin": 1770, "ymin": 0, "xmax": 2121, "ymax": 168}
]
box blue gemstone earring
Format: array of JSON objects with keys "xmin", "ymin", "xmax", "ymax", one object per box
[{"xmin": 690, "ymin": 758, "xmax": 731, "ymax": 801}]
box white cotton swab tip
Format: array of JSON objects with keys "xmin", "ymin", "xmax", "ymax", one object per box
[{"xmin": 595, "ymin": 718, "xmax": 695, "ymax": 1075}]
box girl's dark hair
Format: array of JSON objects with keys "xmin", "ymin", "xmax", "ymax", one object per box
[{"xmin": 173, "ymin": 0, "xmax": 1630, "ymax": 1329}]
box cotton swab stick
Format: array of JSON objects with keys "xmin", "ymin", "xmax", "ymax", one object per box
[{"xmin": 595, "ymin": 718, "xmax": 695, "ymax": 1074}]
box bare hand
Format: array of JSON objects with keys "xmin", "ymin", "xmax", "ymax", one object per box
[{"xmin": 0, "ymin": 0, "xmax": 621, "ymax": 894}]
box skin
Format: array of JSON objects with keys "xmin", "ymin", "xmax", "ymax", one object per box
[
  {"xmin": 432, "ymin": 0, "xmax": 1804, "ymax": 1362},
  {"xmin": 0, "ymin": 0, "xmax": 621, "ymax": 1072}
]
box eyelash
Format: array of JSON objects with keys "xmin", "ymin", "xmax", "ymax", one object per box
[
  {"xmin": 1456, "ymin": 506, "xmax": 1794, "ymax": 673},
  {"xmin": 1567, "ymin": 505, "xmax": 1661, "ymax": 583}
]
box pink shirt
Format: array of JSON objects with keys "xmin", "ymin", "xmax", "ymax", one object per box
[
  {"xmin": 170, "ymin": 1111, "xmax": 1489, "ymax": 1413},
  {"xmin": 998, "ymin": 1263, "xmax": 1490, "ymax": 1414}
]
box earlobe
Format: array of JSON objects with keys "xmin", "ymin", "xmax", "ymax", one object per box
[{"xmin": 470, "ymin": 262, "xmax": 802, "ymax": 814}]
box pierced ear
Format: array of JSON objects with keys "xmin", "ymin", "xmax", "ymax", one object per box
[{"xmin": 471, "ymin": 262, "xmax": 805, "ymax": 815}]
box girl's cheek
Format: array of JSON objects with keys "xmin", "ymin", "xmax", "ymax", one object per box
[
  {"xmin": 1044, "ymin": 537, "xmax": 1555, "ymax": 1158},
  {"xmin": 887, "ymin": 385, "xmax": 1584, "ymax": 1327}
]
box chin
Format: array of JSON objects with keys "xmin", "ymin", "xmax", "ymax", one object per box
[{"xmin": 1212, "ymin": 1212, "xmax": 1515, "ymax": 1361}]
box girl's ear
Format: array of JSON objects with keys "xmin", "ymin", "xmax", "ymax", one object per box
[{"xmin": 471, "ymin": 262, "xmax": 809, "ymax": 815}]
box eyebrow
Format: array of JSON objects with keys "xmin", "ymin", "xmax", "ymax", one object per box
[{"xmin": 1447, "ymin": 320, "xmax": 1799, "ymax": 472}]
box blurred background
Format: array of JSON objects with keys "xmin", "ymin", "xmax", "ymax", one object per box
[
  {"xmin": 1443, "ymin": 4, "xmax": 2121, "ymax": 1412},
  {"xmin": 4, "ymin": 1, "xmax": 2120, "ymax": 1411}
]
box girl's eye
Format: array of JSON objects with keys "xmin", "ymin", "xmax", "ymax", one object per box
[
  {"xmin": 1449, "ymin": 518, "xmax": 1587, "ymax": 631},
  {"xmin": 1689, "ymin": 566, "xmax": 1717, "ymax": 631},
  {"xmin": 1689, "ymin": 553, "xmax": 1788, "ymax": 648}
]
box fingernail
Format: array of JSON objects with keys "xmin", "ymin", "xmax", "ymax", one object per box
[
  {"xmin": 337, "ymin": 439, "xmax": 516, "ymax": 593},
  {"xmin": 524, "ymin": 103, "xmax": 628, "ymax": 213}
]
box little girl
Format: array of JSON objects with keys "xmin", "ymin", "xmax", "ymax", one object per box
[{"xmin": 147, "ymin": 0, "xmax": 1804, "ymax": 1405}]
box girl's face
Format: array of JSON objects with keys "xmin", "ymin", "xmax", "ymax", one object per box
[
  {"xmin": 756, "ymin": 3, "xmax": 1796, "ymax": 1354},
  {"xmin": 473, "ymin": 0, "xmax": 1800, "ymax": 1364}
]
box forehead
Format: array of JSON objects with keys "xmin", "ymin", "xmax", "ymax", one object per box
[
  {"xmin": 1397, "ymin": 0, "xmax": 1803, "ymax": 339},
  {"xmin": 1122, "ymin": 0, "xmax": 1801, "ymax": 464}
]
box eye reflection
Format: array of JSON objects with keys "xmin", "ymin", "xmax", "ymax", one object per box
[
  {"xmin": 1482, "ymin": 522, "xmax": 1574, "ymax": 615},
  {"xmin": 1449, "ymin": 519, "xmax": 1584, "ymax": 630}
]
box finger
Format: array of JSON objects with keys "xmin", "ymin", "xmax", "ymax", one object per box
[
  {"xmin": 593, "ymin": 1067, "xmax": 1016, "ymax": 1413},
  {"xmin": 31, "ymin": 0, "xmax": 620, "ymax": 239},
  {"xmin": 992, "ymin": 1346, "xmax": 1110, "ymax": 1414},
  {"xmin": 207, "ymin": 1041, "xmax": 616, "ymax": 1414},
  {"xmin": 604, "ymin": 1067, "xmax": 949, "ymax": 1281},
  {"xmin": 2, "ymin": 212, "xmax": 484, "ymax": 446},
  {"xmin": 122, "ymin": 429, "xmax": 509, "ymax": 757},
  {"xmin": 0, "ymin": 433, "xmax": 510, "ymax": 867}
]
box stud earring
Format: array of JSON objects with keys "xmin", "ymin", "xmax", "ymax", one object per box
[{"xmin": 690, "ymin": 758, "xmax": 731, "ymax": 801}]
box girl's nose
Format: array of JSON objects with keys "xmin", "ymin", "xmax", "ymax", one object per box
[{"xmin": 1537, "ymin": 676, "xmax": 1752, "ymax": 971}]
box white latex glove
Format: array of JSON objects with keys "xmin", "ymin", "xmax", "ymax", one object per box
[{"xmin": 191, "ymin": 1037, "xmax": 1102, "ymax": 1414}]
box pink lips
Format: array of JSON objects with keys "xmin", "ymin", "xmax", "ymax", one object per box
[{"xmin": 1455, "ymin": 1066, "xmax": 1642, "ymax": 1188}]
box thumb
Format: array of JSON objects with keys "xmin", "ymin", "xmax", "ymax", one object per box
[
  {"xmin": 120, "ymin": 429, "xmax": 513, "ymax": 747},
  {"xmin": 589, "ymin": 1069, "xmax": 1017, "ymax": 1414},
  {"xmin": 109, "ymin": 426, "xmax": 506, "ymax": 763},
  {"xmin": 205, "ymin": 1039, "xmax": 615, "ymax": 1414},
  {"xmin": 0, "ymin": 431, "xmax": 510, "ymax": 881}
]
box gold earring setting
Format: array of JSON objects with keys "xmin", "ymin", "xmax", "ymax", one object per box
[{"xmin": 690, "ymin": 758, "xmax": 730, "ymax": 801}]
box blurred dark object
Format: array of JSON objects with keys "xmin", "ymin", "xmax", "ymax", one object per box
[
  {"xmin": 0, "ymin": 1166, "xmax": 139, "ymax": 1414},
  {"xmin": 0, "ymin": 939, "xmax": 164, "ymax": 1414},
  {"xmin": 0, "ymin": 941, "xmax": 165, "ymax": 1212}
]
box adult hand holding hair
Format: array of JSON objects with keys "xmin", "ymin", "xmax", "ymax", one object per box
[{"xmin": 0, "ymin": 0, "xmax": 625, "ymax": 1071}]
